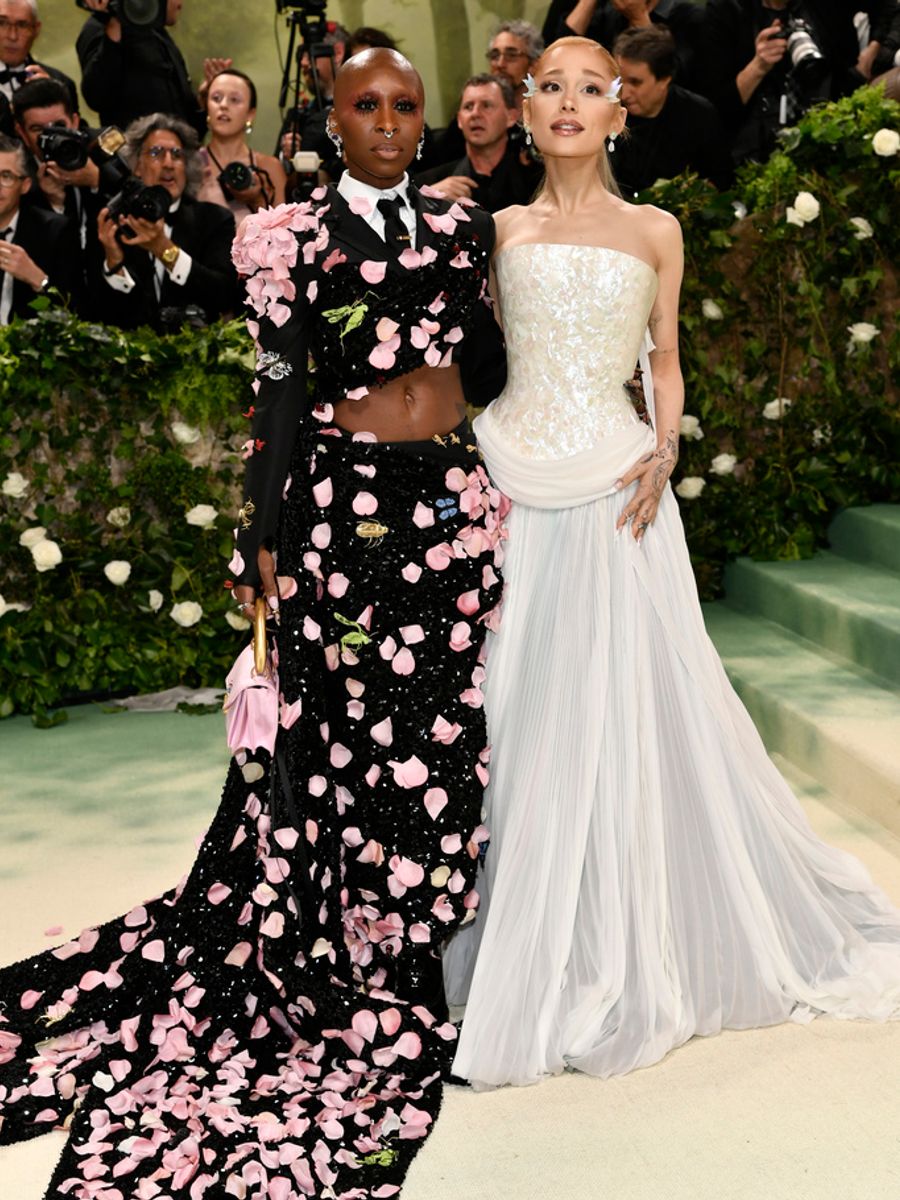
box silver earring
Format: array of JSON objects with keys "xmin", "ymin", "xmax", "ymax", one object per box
[
  {"xmin": 327, "ymin": 124, "xmax": 343, "ymax": 152},
  {"xmin": 416, "ymin": 134, "xmax": 424, "ymax": 160},
  {"xmin": 524, "ymin": 126, "xmax": 533, "ymax": 146},
  {"xmin": 245, "ymin": 121, "xmax": 254, "ymax": 136},
  {"xmin": 607, "ymin": 134, "xmax": 616, "ymax": 153}
]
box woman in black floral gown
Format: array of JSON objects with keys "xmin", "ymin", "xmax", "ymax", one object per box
[{"xmin": 0, "ymin": 49, "xmax": 506, "ymax": 1199}]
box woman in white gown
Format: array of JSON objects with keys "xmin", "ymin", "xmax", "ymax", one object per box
[{"xmin": 444, "ymin": 35, "xmax": 900, "ymax": 1088}]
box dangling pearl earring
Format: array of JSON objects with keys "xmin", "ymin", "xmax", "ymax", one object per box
[
  {"xmin": 245, "ymin": 121, "xmax": 254, "ymax": 136},
  {"xmin": 607, "ymin": 133, "xmax": 617, "ymax": 153},
  {"xmin": 416, "ymin": 134, "xmax": 425, "ymax": 160}
]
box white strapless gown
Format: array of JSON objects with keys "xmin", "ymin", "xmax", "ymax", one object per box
[{"xmin": 443, "ymin": 243, "xmax": 900, "ymax": 1088}]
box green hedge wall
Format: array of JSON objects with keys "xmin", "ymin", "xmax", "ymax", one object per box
[{"xmin": 1, "ymin": 88, "xmax": 898, "ymax": 721}]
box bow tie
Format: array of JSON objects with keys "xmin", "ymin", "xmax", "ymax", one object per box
[{"xmin": 0, "ymin": 67, "xmax": 27, "ymax": 87}]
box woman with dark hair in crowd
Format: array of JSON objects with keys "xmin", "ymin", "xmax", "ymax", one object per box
[
  {"xmin": 445, "ymin": 33, "xmax": 900, "ymax": 1089},
  {"xmin": 199, "ymin": 68, "xmax": 287, "ymax": 217},
  {"xmin": 0, "ymin": 47, "xmax": 506, "ymax": 1197}
]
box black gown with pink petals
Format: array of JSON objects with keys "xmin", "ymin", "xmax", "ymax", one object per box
[{"xmin": 0, "ymin": 185, "xmax": 508, "ymax": 1198}]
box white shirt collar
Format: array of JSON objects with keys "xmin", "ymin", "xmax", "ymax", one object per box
[
  {"xmin": 2, "ymin": 208, "xmax": 20, "ymax": 237},
  {"xmin": 337, "ymin": 171, "xmax": 411, "ymax": 209}
]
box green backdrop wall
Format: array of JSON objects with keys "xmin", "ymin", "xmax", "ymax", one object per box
[{"xmin": 35, "ymin": 0, "xmax": 550, "ymax": 152}]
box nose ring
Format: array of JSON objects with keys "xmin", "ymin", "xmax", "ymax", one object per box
[{"xmin": 379, "ymin": 129, "xmax": 397, "ymax": 139}]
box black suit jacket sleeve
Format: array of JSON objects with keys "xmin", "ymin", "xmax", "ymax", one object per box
[
  {"xmin": 11, "ymin": 207, "xmax": 84, "ymax": 320},
  {"xmin": 698, "ymin": 0, "xmax": 751, "ymax": 127},
  {"xmin": 76, "ymin": 17, "xmax": 126, "ymax": 119},
  {"xmin": 172, "ymin": 201, "xmax": 239, "ymax": 318},
  {"xmin": 457, "ymin": 213, "xmax": 507, "ymax": 409},
  {"xmin": 232, "ymin": 232, "xmax": 316, "ymax": 589}
]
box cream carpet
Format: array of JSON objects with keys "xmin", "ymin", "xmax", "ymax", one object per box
[{"xmin": 1, "ymin": 707, "xmax": 898, "ymax": 1200}]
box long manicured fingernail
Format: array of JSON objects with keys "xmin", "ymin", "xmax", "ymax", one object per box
[{"xmin": 267, "ymin": 594, "xmax": 279, "ymax": 611}]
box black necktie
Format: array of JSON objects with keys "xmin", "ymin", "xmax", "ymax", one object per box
[{"xmin": 376, "ymin": 195, "xmax": 412, "ymax": 254}]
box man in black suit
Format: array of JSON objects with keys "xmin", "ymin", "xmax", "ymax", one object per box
[
  {"xmin": 95, "ymin": 112, "xmax": 238, "ymax": 330},
  {"xmin": 0, "ymin": 0, "xmax": 79, "ymax": 136},
  {"xmin": 76, "ymin": 0, "xmax": 204, "ymax": 139},
  {"xmin": 612, "ymin": 27, "xmax": 733, "ymax": 195},
  {"xmin": 416, "ymin": 74, "xmax": 542, "ymax": 211},
  {"xmin": 0, "ymin": 134, "xmax": 82, "ymax": 322}
]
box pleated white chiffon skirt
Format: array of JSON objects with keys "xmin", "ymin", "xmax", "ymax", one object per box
[{"xmin": 444, "ymin": 482, "xmax": 900, "ymax": 1088}]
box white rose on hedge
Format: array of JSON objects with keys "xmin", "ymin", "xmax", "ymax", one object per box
[
  {"xmin": 848, "ymin": 217, "xmax": 873, "ymax": 240},
  {"xmin": 679, "ymin": 414, "xmax": 704, "ymax": 441},
  {"xmin": 186, "ymin": 504, "xmax": 218, "ymax": 528},
  {"xmin": 710, "ymin": 453, "xmax": 737, "ymax": 476},
  {"xmin": 104, "ymin": 560, "xmax": 132, "ymax": 586},
  {"xmin": 762, "ymin": 397, "xmax": 792, "ymax": 420},
  {"xmin": 2, "ymin": 471, "xmax": 28, "ymax": 498},
  {"xmin": 675, "ymin": 477, "xmax": 706, "ymax": 500},
  {"xmin": 872, "ymin": 128, "xmax": 900, "ymax": 157},
  {"xmin": 172, "ymin": 421, "xmax": 201, "ymax": 445},
  {"xmin": 148, "ymin": 589, "xmax": 164, "ymax": 611},
  {"xmin": 226, "ymin": 610, "xmax": 251, "ymax": 632},
  {"xmin": 701, "ymin": 299, "xmax": 724, "ymax": 321},
  {"xmin": 31, "ymin": 538, "xmax": 62, "ymax": 572},
  {"xmin": 170, "ymin": 600, "xmax": 203, "ymax": 627},
  {"xmin": 19, "ymin": 526, "xmax": 47, "ymax": 548},
  {"xmin": 0, "ymin": 594, "xmax": 29, "ymax": 616},
  {"xmin": 847, "ymin": 322, "xmax": 879, "ymax": 344},
  {"xmin": 793, "ymin": 191, "xmax": 820, "ymax": 222},
  {"xmin": 785, "ymin": 206, "xmax": 805, "ymax": 227},
  {"xmin": 106, "ymin": 506, "xmax": 131, "ymax": 528}
]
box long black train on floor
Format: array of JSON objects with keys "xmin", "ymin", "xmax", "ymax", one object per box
[{"xmin": 0, "ymin": 416, "xmax": 507, "ymax": 1199}]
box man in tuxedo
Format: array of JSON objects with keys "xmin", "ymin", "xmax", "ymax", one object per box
[
  {"xmin": 13, "ymin": 78, "xmax": 98, "ymax": 226},
  {"xmin": 95, "ymin": 112, "xmax": 238, "ymax": 330},
  {"xmin": 0, "ymin": 0, "xmax": 78, "ymax": 136},
  {"xmin": 0, "ymin": 134, "xmax": 82, "ymax": 322},
  {"xmin": 416, "ymin": 75, "xmax": 542, "ymax": 211},
  {"xmin": 76, "ymin": 0, "xmax": 204, "ymax": 138}
]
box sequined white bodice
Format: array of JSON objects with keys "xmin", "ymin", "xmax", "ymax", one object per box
[{"xmin": 489, "ymin": 243, "xmax": 658, "ymax": 459}]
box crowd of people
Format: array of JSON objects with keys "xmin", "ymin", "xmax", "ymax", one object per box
[{"xmin": 0, "ymin": 0, "xmax": 897, "ymax": 331}]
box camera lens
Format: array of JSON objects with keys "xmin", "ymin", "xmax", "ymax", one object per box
[
  {"xmin": 120, "ymin": 0, "xmax": 164, "ymax": 26},
  {"xmin": 219, "ymin": 161, "xmax": 254, "ymax": 192},
  {"xmin": 37, "ymin": 127, "xmax": 89, "ymax": 172}
]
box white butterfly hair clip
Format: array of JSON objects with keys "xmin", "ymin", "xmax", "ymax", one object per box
[
  {"xmin": 523, "ymin": 72, "xmax": 537, "ymax": 98},
  {"xmin": 605, "ymin": 76, "xmax": 622, "ymax": 102}
]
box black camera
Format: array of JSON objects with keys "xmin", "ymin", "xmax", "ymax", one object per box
[
  {"xmin": 106, "ymin": 176, "xmax": 171, "ymax": 225},
  {"xmin": 218, "ymin": 161, "xmax": 255, "ymax": 194},
  {"xmin": 74, "ymin": 0, "xmax": 166, "ymax": 30},
  {"xmin": 772, "ymin": 10, "xmax": 828, "ymax": 88},
  {"xmin": 37, "ymin": 124, "xmax": 92, "ymax": 171}
]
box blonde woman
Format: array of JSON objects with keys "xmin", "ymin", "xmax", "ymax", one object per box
[{"xmin": 445, "ymin": 35, "xmax": 900, "ymax": 1089}]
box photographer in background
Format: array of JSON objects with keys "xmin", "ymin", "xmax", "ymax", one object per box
[
  {"xmin": 417, "ymin": 74, "xmax": 542, "ymax": 210},
  {"xmin": 700, "ymin": 0, "xmax": 900, "ymax": 165},
  {"xmin": 542, "ymin": 0, "xmax": 704, "ymax": 91},
  {"xmin": 278, "ymin": 20, "xmax": 349, "ymax": 174},
  {"xmin": 94, "ymin": 113, "xmax": 237, "ymax": 330},
  {"xmin": 76, "ymin": 0, "xmax": 205, "ymax": 139},
  {"xmin": 612, "ymin": 27, "xmax": 732, "ymax": 195},
  {"xmin": 12, "ymin": 78, "xmax": 98, "ymax": 231},
  {"xmin": 0, "ymin": 133, "xmax": 82, "ymax": 321},
  {"xmin": 198, "ymin": 68, "xmax": 286, "ymax": 219},
  {"xmin": 0, "ymin": 0, "xmax": 78, "ymax": 136}
]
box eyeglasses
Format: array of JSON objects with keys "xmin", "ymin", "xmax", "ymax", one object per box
[
  {"xmin": 143, "ymin": 145, "xmax": 185, "ymax": 161},
  {"xmin": 487, "ymin": 48, "xmax": 528, "ymax": 63},
  {"xmin": 0, "ymin": 170, "xmax": 25, "ymax": 187},
  {"xmin": 0, "ymin": 18, "xmax": 36, "ymax": 35}
]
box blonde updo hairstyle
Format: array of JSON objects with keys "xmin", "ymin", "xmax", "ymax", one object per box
[{"xmin": 524, "ymin": 35, "xmax": 624, "ymax": 197}]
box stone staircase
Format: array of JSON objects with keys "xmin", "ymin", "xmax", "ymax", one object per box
[{"xmin": 703, "ymin": 505, "xmax": 900, "ymax": 836}]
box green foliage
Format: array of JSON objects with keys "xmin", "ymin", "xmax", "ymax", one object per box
[
  {"xmin": 0, "ymin": 312, "xmax": 254, "ymax": 719},
  {"xmin": 640, "ymin": 87, "xmax": 899, "ymax": 598}
]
